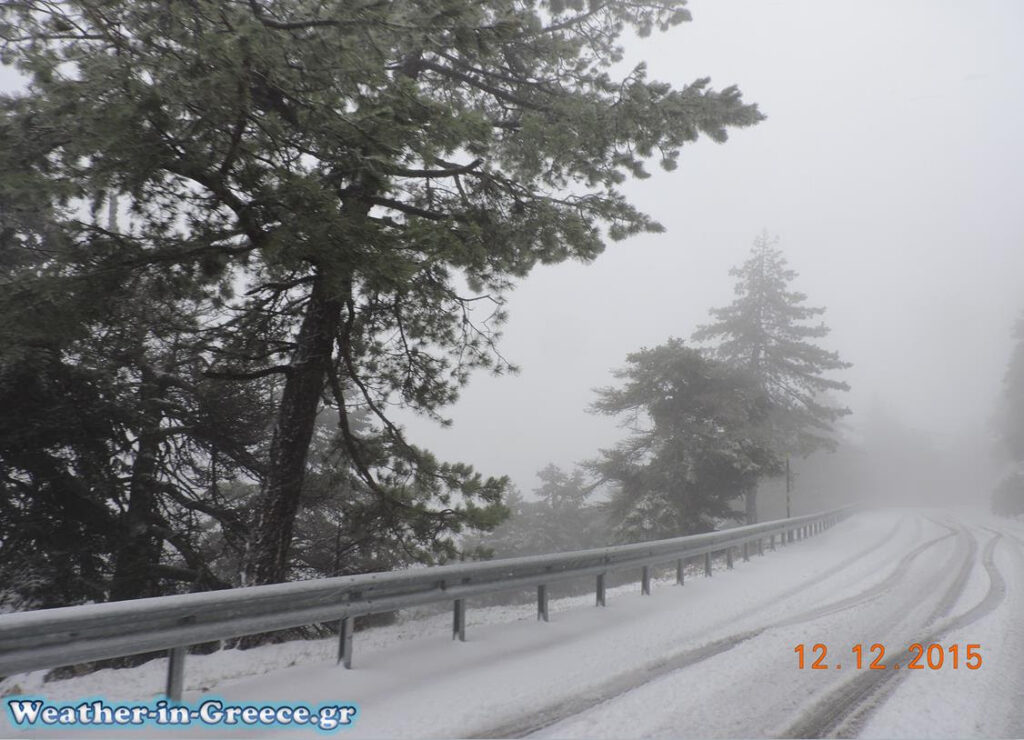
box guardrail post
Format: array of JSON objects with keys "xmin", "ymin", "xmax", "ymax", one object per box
[
  {"xmin": 726, "ymin": 548, "xmax": 733, "ymax": 569},
  {"xmin": 337, "ymin": 616, "xmax": 354, "ymax": 668},
  {"xmin": 596, "ymin": 573, "xmax": 606, "ymax": 606},
  {"xmin": 742, "ymin": 542, "xmax": 749, "ymax": 562},
  {"xmin": 166, "ymin": 646, "xmax": 186, "ymax": 702},
  {"xmin": 770, "ymin": 534, "xmax": 776, "ymax": 550},
  {"xmin": 537, "ymin": 585, "xmax": 549, "ymax": 622},
  {"xmin": 676, "ymin": 559, "xmax": 684, "ymax": 585},
  {"xmin": 453, "ymin": 599, "xmax": 466, "ymax": 641},
  {"xmin": 758, "ymin": 538, "xmax": 764, "ymax": 556},
  {"xmin": 641, "ymin": 566, "xmax": 651, "ymax": 595},
  {"xmin": 704, "ymin": 552, "xmax": 712, "ymax": 577}
]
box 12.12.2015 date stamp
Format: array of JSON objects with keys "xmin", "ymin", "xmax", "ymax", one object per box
[{"xmin": 794, "ymin": 643, "xmax": 982, "ymax": 671}]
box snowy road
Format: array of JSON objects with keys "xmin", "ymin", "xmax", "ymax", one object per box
[
  {"xmin": 523, "ymin": 511, "xmax": 1024, "ymax": 740},
  {"xmin": 7, "ymin": 508, "xmax": 1024, "ymax": 738}
]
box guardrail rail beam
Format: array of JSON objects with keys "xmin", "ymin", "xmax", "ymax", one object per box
[{"xmin": 0, "ymin": 507, "xmax": 854, "ymax": 693}]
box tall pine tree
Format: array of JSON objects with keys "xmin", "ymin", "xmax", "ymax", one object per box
[
  {"xmin": 1, "ymin": 0, "xmax": 764, "ymax": 586},
  {"xmin": 693, "ymin": 232, "xmax": 851, "ymax": 522}
]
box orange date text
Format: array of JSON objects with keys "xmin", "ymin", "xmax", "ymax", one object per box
[{"xmin": 793, "ymin": 643, "xmax": 982, "ymax": 670}]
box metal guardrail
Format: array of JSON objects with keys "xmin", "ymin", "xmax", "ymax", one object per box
[{"xmin": 0, "ymin": 508, "xmax": 851, "ymax": 700}]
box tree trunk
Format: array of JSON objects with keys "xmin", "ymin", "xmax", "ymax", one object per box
[
  {"xmin": 252, "ymin": 273, "xmax": 341, "ymax": 585},
  {"xmin": 110, "ymin": 367, "xmax": 165, "ymax": 601},
  {"xmin": 744, "ymin": 483, "xmax": 758, "ymax": 525}
]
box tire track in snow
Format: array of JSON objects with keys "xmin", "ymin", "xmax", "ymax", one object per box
[
  {"xmin": 722, "ymin": 516, "xmax": 912, "ymax": 629},
  {"xmin": 473, "ymin": 516, "xmax": 944, "ymax": 739},
  {"xmin": 782, "ymin": 525, "xmax": 1003, "ymax": 739},
  {"xmin": 830, "ymin": 528, "xmax": 1006, "ymax": 738},
  {"xmin": 773, "ymin": 525, "xmax": 955, "ymax": 628}
]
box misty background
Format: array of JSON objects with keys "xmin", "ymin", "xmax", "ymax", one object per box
[
  {"xmin": 385, "ymin": 0, "xmax": 1024, "ymax": 512},
  {"xmin": 1, "ymin": 0, "xmax": 1020, "ymax": 512}
]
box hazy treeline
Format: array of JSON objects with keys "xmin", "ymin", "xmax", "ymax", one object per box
[
  {"xmin": 993, "ymin": 315, "xmax": 1024, "ymax": 517},
  {"xmin": 478, "ymin": 236, "xmax": 852, "ymax": 556}
]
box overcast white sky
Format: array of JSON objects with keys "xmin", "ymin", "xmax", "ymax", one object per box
[
  {"xmin": 402, "ymin": 0, "xmax": 1024, "ymax": 494},
  {"xmin": 3, "ymin": 1, "xmax": 1022, "ymax": 498}
]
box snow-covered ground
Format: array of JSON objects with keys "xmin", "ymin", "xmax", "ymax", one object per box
[{"xmin": 4, "ymin": 508, "xmax": 1022, "ymax": 738}]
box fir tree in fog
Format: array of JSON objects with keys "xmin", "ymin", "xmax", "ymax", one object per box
[
  {"xmin": 469, "ymin": 465, "xmax": 608, "ymax": 557},
  {"xmin": 693, "ymin": 233, "xmax": 851, "ymax": 522},
  {"xmin": 589, "ymin": 340, "xmax": 781, "ymax": 540}
]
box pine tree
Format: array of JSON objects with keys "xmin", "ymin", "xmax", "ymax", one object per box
[
  {"xmin": 466, "ymin": 465, "xmax": 608, "ymax": 557},
  {"xmin": 0, "ymin": 102, "xmax": 270, "ymax": 602},
  {"xmin": 693, "ymin": 232, "xmax": 851, "ymax": 522},
  {"xmin": 1, "ymin": 0, "xmax": 763, "ymax": 585},
  {"xmin": 589, "ymin": 339, "xmax": 781, "ymax": 540}
]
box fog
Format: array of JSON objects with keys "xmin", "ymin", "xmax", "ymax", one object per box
[
  {"xmin": 2, "ymin": 1, "xmax": 1021, "ymax": 512},
  {"xmin": 390, "ymin": 0, "xmax": 1024, "ymax": 510}
]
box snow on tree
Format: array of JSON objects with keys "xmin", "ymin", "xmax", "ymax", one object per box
[
  {"xmin": 693, "ymin": 232, "xmax": 851, "ymax": 522},
  {"xmin": 0, "ymin": 0, "xmax": 764, "ymax": 589},
  {"xmin": 589, "ymin": 339, "xmax": 781, "ymax": 540}
]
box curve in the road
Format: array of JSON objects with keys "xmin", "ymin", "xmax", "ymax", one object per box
[
  {"xmin": 477, "ymin": 515, "xmax": 947, "ymax": 739},
  {"xmin": 774, "ymin": 525, "xmax": 956, "ymax": 628},
  {"xmin": 783, "ymin": 526, "xmax": 1003, "ymax": 739},
  {"xmin": 722, "ymin": 516, "xmax": 911, "ymax": 629}
]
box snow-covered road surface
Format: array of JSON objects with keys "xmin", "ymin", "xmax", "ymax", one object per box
[{"xmin": 6, "ymin": 508, "xmax": 1024, "ymax": 738}]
